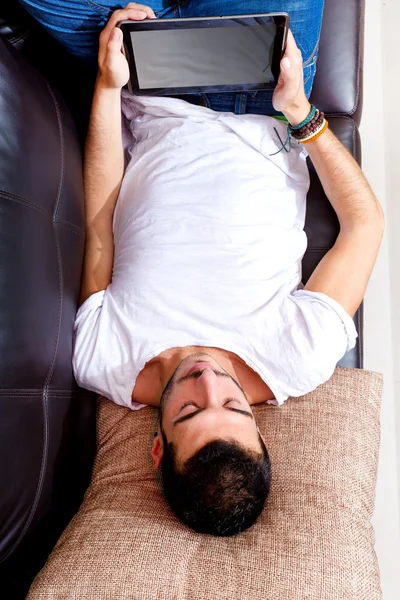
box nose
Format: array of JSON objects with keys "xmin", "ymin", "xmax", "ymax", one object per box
[{"xmin": 195, "ymin": 368, "xmax": 220, "ymax": 405}]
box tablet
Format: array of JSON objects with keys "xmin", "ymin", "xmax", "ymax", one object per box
[{"xmin": 119, "ymin": 13, "xmax": 289, "ymax": 96}]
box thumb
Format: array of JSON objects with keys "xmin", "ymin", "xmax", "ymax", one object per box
[
  {"xmin": 107, "ymin": 27, "xmax": 123, "ymax": 53},
  {"xmin": 279, "ymin": 57, "xmax": 297, "ymax": 82}
]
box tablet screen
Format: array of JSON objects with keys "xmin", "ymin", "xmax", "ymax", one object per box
[
  {"xmin": 131, "ymin": 23, "xmax": 276, "ymax": 89},
  {"xmin": 122, "ymin": 15, "xmax": 288, "ymax": 95}
]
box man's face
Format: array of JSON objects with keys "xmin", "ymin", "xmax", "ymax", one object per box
[{"xmin": 152, "ymin": 353, "xmax": 263, "ymax": 468}]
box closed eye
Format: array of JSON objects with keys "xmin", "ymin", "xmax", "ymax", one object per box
[
  {"xmin": 177, "ymin": 397, "xmax": 237, "ymax": 417},
  {"xmin": 223, "ymin": 397, "xmax": 241, "ymax": 406},
  {"xmin": 173, "ymin": 398, "xmax": 253, "ymax": 426}
]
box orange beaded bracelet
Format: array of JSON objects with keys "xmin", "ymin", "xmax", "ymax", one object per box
[{"xmin": 300, "ymin": 119, "xmax": 329, "ymax": 144}]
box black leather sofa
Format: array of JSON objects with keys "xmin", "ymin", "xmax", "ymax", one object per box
[{"xmin": 0, "ymin": 0, "xmax": 364, "ymax": 597}]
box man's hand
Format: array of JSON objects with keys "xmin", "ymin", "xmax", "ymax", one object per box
[
  {"xmin": 272, "ymin": 30, "xmax": 311, "ymax": 126},
  {"xmin": 98, "ymin": 3, "xmax": 156, "ymax": 90}
]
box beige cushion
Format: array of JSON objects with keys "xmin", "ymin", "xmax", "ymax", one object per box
[{"xmin": 28, "ymin": 367, "xmax": 382, "ymax": 600}]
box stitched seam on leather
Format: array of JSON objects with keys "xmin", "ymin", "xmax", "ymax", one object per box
[
  {"xmin": 0, "ymin": 177, "xmax": 83, "ymax": 236},
  {"xmin": 0, "ymin": 389, "xmax": 76, "ymax": 394},
  {"xmin": 336, "ymin": 2, "xmax": 363, "ymax": 119},
  {"xmin": 9, "ymin": 31, "xmax": 30, "ymax": 45},
  {"xmin": 305, "ymin": 247, "xmax": 338, "ymax": 252},
  {"xmin": 55, "ymin": 219, "xmax": 84, "ymax": 236},
  {"xmin": 325, "ymin": 115, "xmax": 360, "ymax": 152},
  {"xmin": 349, "ymin": 0, "xmax": 364, "ymax": 118},
  {"xmin": 0, "ymin": 394, "xmax": 75, "ymax": 398},
  {"xmin": 4, "ymin": 83, "xmax": 65, "ymax": 559},
  {"xmin": 51, "ymin": 91, "xmax": 65, "ymax": 227},
  {"xmin": 0, "ymin": 193, "xmax": 82, "ymax": 230},
  {"xmin": 0, "ymin": 190, "xmax": 52, "ymax": 219},
  {"xmin": 325, "ymin": 114, "xmax": 353, "ymax": 121}
]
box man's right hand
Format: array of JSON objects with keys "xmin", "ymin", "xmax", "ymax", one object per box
[{"xmin": 97, "ymin": 3, "xmax": 156, "ymax": 90}]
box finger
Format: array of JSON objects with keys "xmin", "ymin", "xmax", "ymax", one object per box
[
  {"xmin": 99, "ymin": 26, "xmax": 123, "ymax": 69},
  {"xmin": 279, "ymin": 56, "xmax": 297, "ymax": 81},
  {"xmin": 108, "ymin": 4, "xmax": 155, "ymax": 30},
  {"xmin": 123, "ymin": 3, "xmax": 156, "ymax": 19},
  {"xmin": 285, "ymin": 30, "xmax": 297, "ymax": 52},
  {"xmin": 103, "ymin": 7, "xmax": 148, "ymax": 36},
  {"xmin": 99, "ymin": 8, "xmax": 148, "ymax": 63},
  {"xmin": 277, "ymin": 48, "xmax": 301, "ymax": 95},
  {"xmin": 101, "ymin": 4, "xmax": 156, "ymax": 50},
  {"xmin": 281, "ymin": 30, "xmax": 303, "ymax": 66},
  {"xmin": 104, "ymin": 27, "xmax": 128, "ymax": 81},
  {"xmin": 107, "ymin": 27, "xmax": 123, "ymax": 55}
]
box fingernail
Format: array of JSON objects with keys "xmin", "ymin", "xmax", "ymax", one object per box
[
  {"xmin": 281, "ymin": 57, "xmax": 291, "ymax": 70},
  {"xmin": 111, "ymin": 28, "xmax": 120, "ymax": 39}
]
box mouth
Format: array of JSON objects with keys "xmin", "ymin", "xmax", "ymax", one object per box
[{"xmin": 184, "ymin": 362, "xmax": 217, "ymax": 377}]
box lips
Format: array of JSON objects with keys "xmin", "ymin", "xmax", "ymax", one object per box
[{"xmin": 185, "ymin": 362, "xmax": 216, "ymax": 377}]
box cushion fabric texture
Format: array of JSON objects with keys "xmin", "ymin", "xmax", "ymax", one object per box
[{"xmin": 27, "ymin": 367, "xmax": 382, "ymax": 600}]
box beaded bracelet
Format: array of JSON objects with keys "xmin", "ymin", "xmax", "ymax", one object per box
[
  {"xmin": 269, "ymin": 105, "xmax": 328, "ymax": 156},
  {"xmin": 300, "ymin": 119, "xmax": 329, "ymax": 144},
  {"xmin": 291, "ymin": 110, "xmax": 323, "ymax": 141},
  {"xmin": 288, "ymin": 104, "xmax": 316, "ymax": 132}
]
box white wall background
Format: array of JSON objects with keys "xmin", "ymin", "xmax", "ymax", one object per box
[
  {"xmin": 381, "ymin": 0, "xmax": 400, "ymax": 489},
  {"xmin": 361, "ymin": 0, "xmax": 400, "ymax": 597}
]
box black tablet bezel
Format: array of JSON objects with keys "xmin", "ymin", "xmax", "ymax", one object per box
[{"xmin": 119, "ymin": 13, "xmax": 289, "ymax": 96}]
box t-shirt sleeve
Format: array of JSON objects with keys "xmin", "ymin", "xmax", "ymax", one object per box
[
  {"xmin": 72, "ymin": 291, "xmax": 107, "ymax": 396},
  {"xmin": 267, "ymin": 289, "xmax": 358, "ymax": 403},
  {"xmin": 72, "ymin": 290, "xmax": 135, "ymax": 408}
]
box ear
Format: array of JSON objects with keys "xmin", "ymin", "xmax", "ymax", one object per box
[{"xmin": 151, "ymin": 433, "xmax": 164, "ymax": 470}]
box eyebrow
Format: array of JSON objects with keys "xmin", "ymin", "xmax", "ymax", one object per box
[{"xmin": 173, "ymin": 406, "xmax": 254, "ymax": 427}]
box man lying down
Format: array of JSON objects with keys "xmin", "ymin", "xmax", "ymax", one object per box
[{"xmin": 70, "ymin": 3, "xmax": 384, "ymax": 536}]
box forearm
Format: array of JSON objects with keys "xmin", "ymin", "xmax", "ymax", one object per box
[
  {"xmin": 304, "ymin": 128, "xmax": 383, "ymax": 229},
  {"xmin": 283, "ymin": 107, "xmax": 383, "ymax": 315},
  {"xmin": 80, "ymin": 82, "xmax": 123, "ymax": 304},
  {"xmin": 283, "ymin": 96, "xmax": 383, "ymax": 229},
  {"xmin": 302, "ymin": 128, "xmax": 384, "ymax": 315},
  {"xmin": 84, "ymin": 81, "xmax": 124, "ymax": 230},
  {"xmin": 276, "ymin": 34, "xmax": 383, "ymax": 315}
]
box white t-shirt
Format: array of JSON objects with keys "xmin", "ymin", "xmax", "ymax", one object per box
[{"xmin": 73, "ymin": 93, "xmax": 357, "ymax": 409}]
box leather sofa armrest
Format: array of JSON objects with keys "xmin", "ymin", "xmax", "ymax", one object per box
[
  {"xmin": 0, "ymin": 35, "xmax": 96, "ymax": 594},
  {"xmin": 0, "ymin": 0, "xmax": 32, "ymax": 50},
  {"xmin": 310, "ymin": 0, "xmax": 365, "ymax": 124}
]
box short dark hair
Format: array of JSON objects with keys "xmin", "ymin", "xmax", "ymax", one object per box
[{"xmin": 160, "ymin": 432, "xmax": 271, "ymax": 537}]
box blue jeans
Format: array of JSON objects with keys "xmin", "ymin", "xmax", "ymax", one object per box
[{"xmin": 19, "ymin": 0, "xmax": 324, "ymax": 115}]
